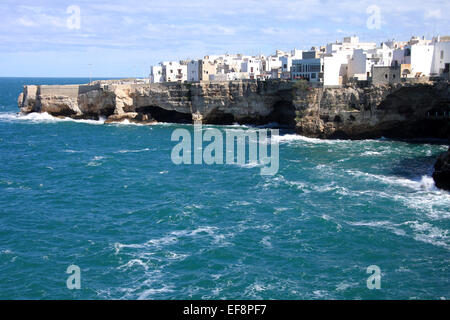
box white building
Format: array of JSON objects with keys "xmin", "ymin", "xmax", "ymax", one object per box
[
  {"xmin": 392, "ymin": 36, "xmax": 435, "ymax": 77},
  {"xmin": 347, "ymin": 44, "xmax": 394, "ymax": 81},
  {"xmin": 323, "ymin": 53, "xmax": 348, "ymax": 86},
  {"xmin": 409, "ymin": 44, "xmax": 434, "ymax": 77},
  {"xmin": 265, "ymin": 56, "xmax": 283, "ymax": 72},
  {"xmin": 241, "ymin": 58, "xmax": 262, "ymax": 79},
  {"xmin": 150, "ymin": 65, "xmax": 164, "ymax": 83},
  {"xmin": 326, "ymin": 36, "xmax": 376, "ymax": 56},
  {"xmin": 431, "ymin": 36, "xmax": 450, "ymax": 76},
  {"xmin": 162, "ymin": 61, "xmax": 188, "ymax": 82},
  {"xmin": 280, "ymin": 49, "xmax": 303, "ymax": 72},
  {"xmin": 187, "ymin": 60, "xmax": 200, "ymax": 82}
]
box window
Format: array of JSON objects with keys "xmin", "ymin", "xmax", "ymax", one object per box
[
  {"xmin": 441, "ymin": 50, "xmax": 444, "ymax": 60},
  {"xmin": 385, "ymin": 74, "xmax": 388, "ymax": 79}
]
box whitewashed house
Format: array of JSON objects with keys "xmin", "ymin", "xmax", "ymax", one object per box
[
  {"xmin": 431, "ymin": 36, "xmax": 450, "ymax": 76},
  {"xmin": 162, "ymin": 61, "xmax": 188, "ymax": 82},
  {"xmin": 323, "ymin": 53, "xmax": 349, "ymax": 86},
  {"xmin": 392, "ymin": 36, "xmax": 435, "ymax": 77},
  {"xmin": 187, "ymin": 58, "xmax": 217, "ymax": 82},
  {"xmin": 241, "ymin": 58, "xmax": 262, "ymax": 79},
  {"xmin": 265, "ymin": 56, "xmax": 282, "ymax": 72},
  {"xmin": 347, "ymin": 44, "xmax": 394, "ymax": 81},
  {"xmin": 326, "ymin": 36, "xmax": 376, "ymax": 56},
  {"xmin": 150, "ymin": 65, "xmax": 164, "ymax": 83},
  {"xmin": 187, "ymin": 60, "xmax": 200, "ymax": 82},
  {"xmin": 280, "ymin": 49, "xmax": 303, "ymax": 72}
]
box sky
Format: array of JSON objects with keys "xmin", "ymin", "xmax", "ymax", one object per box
[{"xmin": 0, "ymin": 0, "xmax": 449, "ymax": 77}]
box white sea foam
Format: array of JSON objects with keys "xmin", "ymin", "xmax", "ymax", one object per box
[
  {"xmin": 115, "ymin": 148, "xmax": 151, "ymax": 154},
  {"xmin": 108, "ymin": 119, "xmax": 148, "ymax": 126},
  {"xmin": 114, "ymin": 226, "xmax": 226, "ymax": 255},
  {"xmin": 119, "ymin": 259, "xmax": 149, "ymax": 271},
  {"xmin": 0, "ymin": 112, "xmax": 105, "ymax": 125},
  {"xmin": 348, "ymin": 220, "xmax": 407, "ymax": 236},
  {"xmin": 336, "ymin": 281, "xmax": 358, "ymax": 291},
  {"xmin": 347, "ymin": 170, "xmax": 438, "ymax": 191},
  {"xmin": 87, "ymin": 155, "xmax": 106, "ymax": 167},
  {"xmin": 404, "ymin": 221, "xmax": 449, "ymax": 250},
  {"xmin": 62, "ymin": 149, "xmax": 84, "ymax": 153},
  {"xmin": 360, "ymin": 150, "xmax": 383, "ymax": 156},
  {"xmin": 348, "ymin": 219, "xmax": 449, "ymax": 249},
  {"xmin": 273, "ymin": 134, "xmax": 351, "ymax": 145},
  {"xmin": 230, "ymin": 161, "xmax": 263, "ymax": 169},
  {"xmin": 137, "ymin": 286, "xmax": 174, "ymax": 300}
]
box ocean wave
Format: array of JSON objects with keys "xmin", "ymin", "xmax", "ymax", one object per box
[
  {"xmin": 272, "ymin": 134, "xmax": 350, "ymax": 145},
  {"xmin": 360, "ymin": 150, "xmax": 384, "ymax": 156},
  {"xmin": 137, "ymin": 285, "xmax": 174, "ymax": 300},
  {"xmin": 229, "ymin": 161, "xmax": 263, "ymax": 169},
  {"xmin": 86, "ymin": 155, "xmax": 106, "ymax": 167},
  {"xmin": 335, "ymin": 281, "xmax": 358, "ymax": 291},
  {"xmin": 347, "ymin": 170, "xmax": 437, "ymax": 191},
  {"xmin": 114, "ymin": 226, "xmax": 226, "ymax": 255},
  {"xmin": 348, "ymin": 219, "xmax": 449, "ymax": 249},
  {"xmin": 347, "ymin": 220, "xmax": 406, "ymax": 236},
  {"xmin": 0, "ymin": 112, "xmax": 105, "ymax": 125},
  {"xmin": 404, "ymin": 221, "xmax": 449, "ymax": 250},
  {"xmin": 115, "ymin": 148, "xmax": 151, "ymax": 154},
  {"xmin": 107, "ymin": 119, "xmax": 147, "ymax": 126}
]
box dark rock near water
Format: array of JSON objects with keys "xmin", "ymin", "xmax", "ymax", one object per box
[{"xmin": 433, "ymin": 147, "xmax": 450, "ymax": 191}]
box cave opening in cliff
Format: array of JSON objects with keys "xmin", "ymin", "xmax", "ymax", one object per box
[
  {"xmin": 203, "ymin": 109, "xmax": 236, "ymax": 125},
  {"xmin": 269, "ymin": 100, "xmax": 296, "ymax": 128},
  {"xmin": 136, "ymin": 106, "xmax": 192, "ymax": 123}
]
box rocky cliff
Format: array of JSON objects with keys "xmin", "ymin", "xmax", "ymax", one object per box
[{"xmin": 18, "ymin": 79, "xmax": 450, "ymax": 140}]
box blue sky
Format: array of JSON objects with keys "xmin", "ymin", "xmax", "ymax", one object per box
[{"xmin": 1, "ymin": 0, "xmax": 448, "ymax": 77}]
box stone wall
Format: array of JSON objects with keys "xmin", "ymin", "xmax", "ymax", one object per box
[{"xmin": 372, "ymin": 66, "xmax": 401, "ymax": 85}]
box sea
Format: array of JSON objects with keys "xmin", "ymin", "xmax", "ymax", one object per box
[{"xmin": 0, "ymin": 77, "xmax": 449, "ymax": 299}]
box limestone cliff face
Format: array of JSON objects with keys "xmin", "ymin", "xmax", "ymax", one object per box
[
  {"xmin": 294, "ymin": 82, "xmax": 450, "ymax": 139},
  {"xmin": 18, "ymin": 79, "xmax": 450, "ymax": 140}
]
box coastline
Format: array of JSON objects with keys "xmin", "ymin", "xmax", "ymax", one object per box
[{"xmin": 16, "ymin": 79, "xmax": 450, "ymax": 189}]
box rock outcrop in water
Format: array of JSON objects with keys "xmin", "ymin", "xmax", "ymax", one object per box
[{"xmin": 433, "ymin": 148, "xmax": 450, "ymax": 191}]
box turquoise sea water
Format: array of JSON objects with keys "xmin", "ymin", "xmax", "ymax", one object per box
[{"xmin": 0, "ymin": 77, "xmax": 449, "ymax": 299}]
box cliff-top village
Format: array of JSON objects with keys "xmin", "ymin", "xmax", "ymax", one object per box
[{"xmin": 149, "ymin": 35, "xmax": 450, "ymax": 87}]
